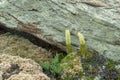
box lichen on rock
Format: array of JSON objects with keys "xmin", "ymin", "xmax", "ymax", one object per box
[{"xmin": 0, "ymin": 54, "xmax": 50, "ymax": 80}]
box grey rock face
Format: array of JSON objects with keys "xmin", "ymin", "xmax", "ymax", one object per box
[{"xmin": 0, "ymin": 0, "xmax": 120, "ymax": 61}]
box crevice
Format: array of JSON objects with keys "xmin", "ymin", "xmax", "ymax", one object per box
[
  {"xmin": 0, "ymin": 26, "xmax": 7, "ymax": 34},
  {"xmin": 0, "ymin": 23, "xmax": 67, "ymax": 55}
]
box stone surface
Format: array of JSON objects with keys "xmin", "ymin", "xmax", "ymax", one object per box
[
  {"xmin": 0, "ymin": 53, "xmax": 50, "ymax": 80},
  {"xmin": 0, "ymin": 0, "xmax": 120, "ymax": 61}
]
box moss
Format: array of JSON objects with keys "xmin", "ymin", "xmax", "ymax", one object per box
[
  {"xmin": 118, "ymin": 76, "xmax": 120, "ymax": 80},
  {"xmin": 0, "ymin": 33, "xmax": 51, "ymax": 64},
  {"xmin": 118, "ymin": 69, "xmax": 120, "ymax": 80},
  {"xmin": 60, "ymin": 52, "xmax": 83, "ymax": 79},
  {"xmin": 87, "ymin": 75, "xmax": 94, "ymax": 80},
  {"xmin": 105, "ymin": 60, "xmax": 116, "ymax": 69}
]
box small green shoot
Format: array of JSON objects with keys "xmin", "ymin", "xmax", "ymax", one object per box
[
  {"xmin": 65, "ymin": 29, "xmax": 72, "ymax": 54},
  {"xmin": 77, "ymin": 32, "xmax": 86, "ymax": 59}
]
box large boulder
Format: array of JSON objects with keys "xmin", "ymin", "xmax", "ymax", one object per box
[
  {"xmin": 0, "ymin": 0, "xmax": 120, "ymax": 61},
  {"xmin": 0, "ymin": 53, "xmax": 50, "ymax": 80}
]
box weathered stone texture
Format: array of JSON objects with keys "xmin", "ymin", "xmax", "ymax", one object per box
[{"xmin": 0, "ymin": 0, "xmax": 120, "ymax": 61}]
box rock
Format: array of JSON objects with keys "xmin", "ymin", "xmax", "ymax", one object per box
[
  {"xmin": 115, "ymin": 64, "xmax": 120, "ymax": 70},
  {"xmin": 0, "ymin": 54, "xmax": 50, "ymax": 80},
  {"xmin": 0, "ymin": 0, "xmax": 120, "ymax": 61}
]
